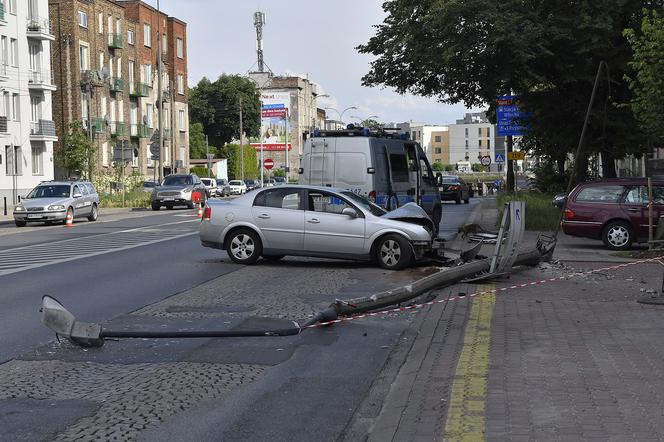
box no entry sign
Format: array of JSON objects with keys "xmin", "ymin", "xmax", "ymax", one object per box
[{"xmin": 263, "ymin": 158, "xmax": 274, "ymax": 170}]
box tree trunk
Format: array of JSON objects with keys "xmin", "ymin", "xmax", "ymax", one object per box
[{"xmin": 601, "ymin": 149, "xmax": 617, "ymax": 178}]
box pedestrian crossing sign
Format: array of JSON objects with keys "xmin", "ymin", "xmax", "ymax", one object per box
[{"xmin": 495, "ymin": 153, "xmax": 505, "ymax": 163}]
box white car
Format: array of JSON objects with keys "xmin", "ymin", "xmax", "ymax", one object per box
[
  {"xmin": 200, "ymin": 178, "xmax": 217, "ymax": 197},
  {"xmin": 229, "ymin": 180, "xmax": 247, "ymax": 195}
]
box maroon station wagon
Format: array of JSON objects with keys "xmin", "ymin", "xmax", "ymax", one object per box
[{"xmin": 561, "ymin": 178, "xmax": 664, "ymax": 250}]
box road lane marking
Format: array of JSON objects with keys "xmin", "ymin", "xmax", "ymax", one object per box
[{"xmin": 443, "ymin": 283, "xmax": 495, "ymax": 441}]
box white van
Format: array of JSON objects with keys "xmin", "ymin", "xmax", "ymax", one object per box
[{"xmin": 300, "ymin": 128, "xmax": 443, "ymax": 230}]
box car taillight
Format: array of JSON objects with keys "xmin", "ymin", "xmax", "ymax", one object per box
[
  {"xmin": 203, "ymin": 206, "xmax": 212, "ymax": 221},
  {"xmin": 448, "ymin": 185, "xmax": 459, "ymax": 191},
  {"xmin": 368, "ymin": 190, "xmax": 376, "ymax": 202},
  {"xmin": 563, "ymin": 208, "xmax": 575, "ymax": 220}
]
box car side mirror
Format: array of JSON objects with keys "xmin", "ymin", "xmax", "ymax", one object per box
[
  {"xmin": 342, "ymin": 207, "xmax": 359, "ymax": 218},
  {"xmin": 73, "ymin": 193, "xmax": 82, "ymax": 198}
]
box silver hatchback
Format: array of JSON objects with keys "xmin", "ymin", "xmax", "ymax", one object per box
[
  {"xmin": 13, "ymin": 181, "xmax": 100, "ymax": 227},
  {"xmin": 199, "ymin": 185, "xmax": 435, "ymax": 270}
]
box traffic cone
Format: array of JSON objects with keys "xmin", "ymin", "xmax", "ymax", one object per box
[
  {"xmin": 197, "ymin": 203, "xmax": 203, "ymax": 219},
  {"xmin": 65, "ymin": 211, "xmax": 73, "ymax": 228}
]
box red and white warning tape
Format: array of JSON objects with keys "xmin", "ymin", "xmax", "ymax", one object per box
[{"xmin": 301, "ymin": 255, "xmax": 664, "ymax": 330}]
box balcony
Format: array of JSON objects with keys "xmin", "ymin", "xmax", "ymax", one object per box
[
  {"xmin": 110, "ymin": 121, "xmax": 126, "ymax": 137},
  {"xmin": 26, "ymin": 18, "xmax": 55, "ymax": 41},
  {"xmin": 130, "ymin": 82, "xmax": 150, "ymax": 97},
  {"xmin": 0, "ymin": 116, "xmax": 8, "ymax": 136},
  {"xmin": 130, "ymin": 123, "xmax": 150, "ymax": 138},
  {"xmin": 92, "ymin": 118, "xmax": 107, "ymax": 135},
  {"xmin": 30, "ymin": 119, "xmax": 57, "ymax": 141},
  {"xmin": 108, "ymin": 33, "xmax": 123, "ymax": 49},
  {"xmin": 0, "ymin": 3, "xmax": 6, "ymax": 24},
  {"xmin": 28, "ymin": 71, "xmax": 57, "ymax": 91},
  {"xmin": 109, "ymin": 77, "xmax": 124, "ymax": 93}
]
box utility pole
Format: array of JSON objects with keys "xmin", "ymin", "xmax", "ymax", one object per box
[
  {"xmin": 157, "ymin": 0, "xmax": 163, "ymax": 181},
  {"xmin": 206, "ymin": 135, "xmax": 210, "ymax": 177},
  {"xmin": 239, "ymin": 96, "xmax": 244, "ymax": 181},
  {"xmin": 170, "ymin": 79, "xmax": 175, "ymax": 172},
  {"xmin": 506, "ymin": 134, "xmax": 514, "ymax": 192},
  {"xmin": 284, "ymin": 110, "xmax": 289, "ymax": 182},
  {"xmin": 259, "ymin": 96, "xmax": 264, "ymax": 186}
]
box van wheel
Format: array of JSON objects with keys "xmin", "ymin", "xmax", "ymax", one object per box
[
  {"xmin": 375, "ymin": 234, "xmax": 412, "ymax": 270},
  {"xmin": 602, "ymin": 221, "xmax": 633, "ymax": 250}
]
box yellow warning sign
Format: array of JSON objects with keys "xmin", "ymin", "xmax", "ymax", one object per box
[{"xmin": 507, "ymin": 151, "xmax": 526, "ymax": 161}]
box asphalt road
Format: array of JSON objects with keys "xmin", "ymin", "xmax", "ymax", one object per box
[{"xmin": 0, "ymin": 197, "xmax": 480, "ymax": 441}]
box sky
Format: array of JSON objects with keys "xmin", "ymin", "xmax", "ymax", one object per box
[{"xmin": 143, "ymin": 0, "xmax": 477, "ymax": 125}]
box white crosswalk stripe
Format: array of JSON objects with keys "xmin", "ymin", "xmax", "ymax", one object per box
[{"xmin": 0, "ymin": 220, "xmax": 199, "ymax": 276}]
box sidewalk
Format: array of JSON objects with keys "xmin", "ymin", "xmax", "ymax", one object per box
[
  {"xmin": 0, "ymin": 206, "xmax": 155, "ymax": 226},
  {"xmin": 352, "ymin": 196, "xmax": 664, "ymax": 441}
]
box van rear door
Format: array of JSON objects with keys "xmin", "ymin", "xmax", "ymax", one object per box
[{"xmin": 303, "ymin": 137, "xmax": 335, "ymax": 186}]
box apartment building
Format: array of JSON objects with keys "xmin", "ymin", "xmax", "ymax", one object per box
[
  {"xmin": 0, "ymin": 0, "xmax": 58, "ymax": 204},
  {"xmin": 429, "ymin": 128, "xmax": 450, "ymax": 165},
  {"xmin": 449, "ymin": 112, "xmax": 505, "ymax": 171},
  {"xmin": 49, "ymin": 0, "xmax": 188, "ymax": 180}
]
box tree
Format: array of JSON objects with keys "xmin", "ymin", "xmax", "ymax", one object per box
[
  {"xmin": 432, "ymin": 162, "xmax": 444, "ymax": 172},
  {"xmin": 357, "ymin": 0, "xmax": 661, "ymax": 180},
  {"xmin": 56, "ymin": 121, "xmax": 96, "ymax": 179},
  {"xmin": 624, "ymin": 9, "xmax": 664, "ymax": 144},
  {"xmin": 189, "ymin": 75, "xmax": 261, "ymax": 147},
  {"xmin": 189, "ymin": 122, "xmax": 208, "ymax": 159},
  {"xmin": 219, "ymin": 144, "xmax": 259, "ymax": 179}
]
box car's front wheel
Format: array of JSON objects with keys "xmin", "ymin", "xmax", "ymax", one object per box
[
  {"xmin": 88, "ymin": 204, "xmax": 98, "ymax": 222},
  {"xmin": 151, "ymin": 203, "xmax": 160, "ymax": 211},
  {"xmin": 15, "ymin": 220, "xmax": 26, "ymax": 227},
  {"xmin": 375, "ymin": 234, "xmax": 413, "ymax": 270},
  {"xmin": 602, "ymin": 221, "xmax": 633, "ymax": 250},
  {"xmin": 226, "ymin": 229, "xmax": 262, "ymax": 264}
]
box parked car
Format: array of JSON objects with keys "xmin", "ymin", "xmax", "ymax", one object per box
[
  {"xmin": 244, "ymin": 179, "xmax": 261, "ymax": 191},
  {"xmin": 439, "ymin": 175, "xmax": 470, "ymax": 204},
  {"xmin": 142, "ymin": 180, "xmax": 159, "ymax": 193},
  {"xmin": 552, "ymin": 193, "xmax": 567, "ymax": 208},
  {"xmin": 151, "ymin": 174, "xmax": 207, "ymax": 210},
  {"xmin": 199, "ymin": 185, "xmax": 435, "ymax": 270},
  {"xmin": 561, "ymin": 178, "xmax": 664, "ymax": 250},
  {"xmin": 263, "ymin": 179, "xmax": 275, "ymax": 188},
  {"xmin": 200, "ymin": 178, "xmax": 217, "ymax": 198},
  {"xmin": 229, "ymin": 180, "xmax": 247, "ymax": 195},
  {"xmin": 273, "ymin": 177, "xmax": 286, "ymax": 186},
  {"xmin": 216, "ymin": 179, "xmax": 231, "ymax": 197},
  {"xmin": 13, "ymin": 181, "xmax": 99, "ymax": 227}
]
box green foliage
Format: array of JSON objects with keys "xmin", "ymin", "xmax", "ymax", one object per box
[
  {"xmin": 189, "ymin": 122, "xmax": 209, "ymax": 159},
  {"xmin": 56, "ymin": 121, "xmax": 96, "ymax": 179},
  {"xmin": 624, "ymin": 9, "xmax": 664, "ymax": 143},
  {"xmin": 190, "ymin": 166, "xmax": 214, "ymax": 178},
  {"xmin": 219, "ymin": 144, "xmax": 258, "ymax": 179},
  {"xmin": 432, "ymin": 162, "xmax": 444, "ymax": 172},
  {"xmin": 92, "ymin": 165, "xmax": 144, "ymax": 195},
  {"xmin": 189, "ymin": 75, "xmax": 261, "ymax": 147},
  {"xmin": 98, "ymin": 190, "xmax": 151, "ymax": 208},
  {"xmin": 444, "ymin": 164, "xmax": 455, "ymax": 172},
  {"xmin": 272, "ymin": 168, "xmax": 286, "ymax": 178},
  {"xmin": 529, "ymin": 160, "xmax": 569, "ymax": 194},
  {"xmin": 497, "ymin": 191, "xmax": 560, "ymax": 231},
  {"xmin": 471, "ymin": 163, "xmax": 482, "ymax": 172},
  {"xmin": 358, "ymin": 0, "xmax": 659, "ymax": 178}
]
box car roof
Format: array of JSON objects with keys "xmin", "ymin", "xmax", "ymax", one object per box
[
  {"xmin": 578, "ymin": 178, "xmax": 663, "ymax": 185},
  {"xmin": 38, "ymin": 181, "xmax": 89, "ymax": 186}
]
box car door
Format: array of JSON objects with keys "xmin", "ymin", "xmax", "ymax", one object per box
[
  {"xmin": 304, "ymin": 190, "xmax": 366, "ymax": 255},
  {"xmin": 621, "ymin": 186, "xmax": 650, "ymax": 239},
  {"xmin": 71, "ymin": 184, "xmax": 88, "ymax": 215},
  {"xmin": 251, "ymin": 188, "xmax": 305, "ymax": 251}
]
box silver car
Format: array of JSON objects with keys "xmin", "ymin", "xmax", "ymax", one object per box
[
  {"xmin": 13, "ymin": 181, "xmax": 100, "ymax": 227},
  {"xmin": 199, "ymin": 185, "xmax": 435, "ymax": 270}
]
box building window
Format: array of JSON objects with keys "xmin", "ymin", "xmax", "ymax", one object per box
[
  {"xmin": 464, "ymin": 139, "xmax": 468, "ymax": 148},
  {"xmin": 116, "ymin": 56, "xmax": 122, "ymax": 78},
  {"xmin": 487, "ymin": 139, "xmax": 491, "ymax": 149},
  {"xmin": 102, "ymin": 141, "xmax": 108, "ymax": 166},
  {"xmin": 81, "ymin": 94, "xmax": 89, "ymax": 126},
  {"xmin": 98, "ymin": 51, "xmax": 104, "ymax": 70},
  {"xmin": 142, "ymin": 64, "xmax": 151, "ymax": 84},
  {"xmin": 179, "ymin": 110, "xmax": 185, "ymax": 132},
  {"xmin": 2, "ymin": 37, "xmax": 8, "ymax": 66},
  {"xmin": 465, "ymin": 127, "xmax": 468, "ymax": 138},
  {"xmin": 435, "ymin": 148, "xmax": 442, "ymax": 154},
  {"xmin": 79, "ymin": 42, "xmax": 89, "ymax": 71},
  {"xmin": 128, "ymin": 60, "xmax": 135, "ymax": 92},
  {"xmin": 6, "ymin": 145, "xmax": 21, "ymax": 175},
  {"xmin": 98, "ymin": 13, "xmax": 103, "ymax": 33},
  {"xmin": 434, "ymin": 135, "xmax": 441, "ymax": 143},
  {"xmin": 145, "ymin": 103, "xmax": 153, "ymax": 128},
  {"xmin": 143, "ymin": 23, "xmax": 151, "ymax": 47},
  {"xmin": 10, "ymin": 38, "xmax": 17, "ymax": 67},
  {"xmin": 116, "ymin": 18, "xmax": 121, "ymax": 34},
  {"xmin": 478, "ymin": 127, "xmax": 482, "ymax": 137},
  {"xmin": 11, "ymin": 93, "xmax": 19, "ymax": 121},
  {"xmin": 176, "ymin": 38, "xmax": 183, "ymax": 58},
  {"xmin": 161, "ymin": 34, "xmax": 167, "ymax": 53},
  {"xmin": 31, "ymin": 144, "xmax": 43, "ymax": 175},
  {"xmin": 177, "ymin": 74, "xmax": 184, "ymax": 95},
  {"xmin": 78, "ymin": 11, "xmax": 88, "ymax": 28},
  {"xmin": 30, "ymin": 95, "xmax": 42, "ymax": 122},
  {"xmin": 132, "ymin": 148, "xmax": 139, "ymax": 167},
  {"xmin": 127, "ymin": 29, "xmax": 135, "ymax": 45},
  {"xmin": 8, "ymin": 0, "xmax": 17, "ymax": 15},
  {"xmin": 479, "ymin": 139, "xmax": 483, "ymax": 148}
]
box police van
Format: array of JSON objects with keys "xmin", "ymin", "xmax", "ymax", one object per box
[{"xmin": 299, "ymin": 126, "xmax": 443, "ymax": 230}]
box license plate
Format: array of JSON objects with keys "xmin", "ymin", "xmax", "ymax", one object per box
[
  {"xmin": 27, "ymin": 214, "xmax": 42, "ymax": 219},
  {"xmin": 163, "ymin": 197, "xmax": 174, "ymax": 201}
]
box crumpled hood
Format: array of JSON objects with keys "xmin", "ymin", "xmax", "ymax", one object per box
[{"xmin": 381, "ymin": 202, "xmax": 434, "ymax": 232}]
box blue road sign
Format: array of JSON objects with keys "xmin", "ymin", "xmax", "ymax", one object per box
[
  {"xmin": 496, "ymin": 95, "xmax": 529, "ymax": 137},
  {"xmin": 495, "ymin": 153, "xmax": 505, "ymax": 163}
]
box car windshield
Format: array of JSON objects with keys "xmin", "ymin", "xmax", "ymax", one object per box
[
  {"xmin": 442, "ymin": 177, "xmax": 459, "ymax": 184},
  {"xmin": 216, "ymin": 179, "xmax": 227, "ymax": 185},
  {"xmin": 27, "ymin": 185, "xmax": 70, "ymax": 198},
  {"xmin": 274, "ymin": 177, "xmax": 286, "ymax": 183},
  {"xmin": 162, "ymin": 176, "xmax": 192, "ymax": 186},
  {"xmin": 143, "ymin": 181, "xmax": 156, "ymax": 188},
  {"xmin": 229, "ymin": 180, "xmax": 243, "ymax": 186},
  {"xmin": 201, "ymin": 179, "xmax": 212, "ymax": 185},
  {"xmin": 340, "ymin": 191, "xmax": 387, "ymax": 217}
]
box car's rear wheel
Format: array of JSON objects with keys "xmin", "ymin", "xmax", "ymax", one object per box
[
  {"xmin": 15, "ymin": 220, "xmax": 26, "ymax": 227},
  {"xmin": 226, "ymin": 229, "xmax": 262, "ymax": 265},
  {"xmin": 88, "ymin": 203, "xmax": 98, "ymax": 222},
  {"xmin": 375, "ymin": 234, "xmax": 412, "ymax": 270},
  {"xmin": 602, "ymin": 221, "xmax": 633, "ymax": 250}
]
